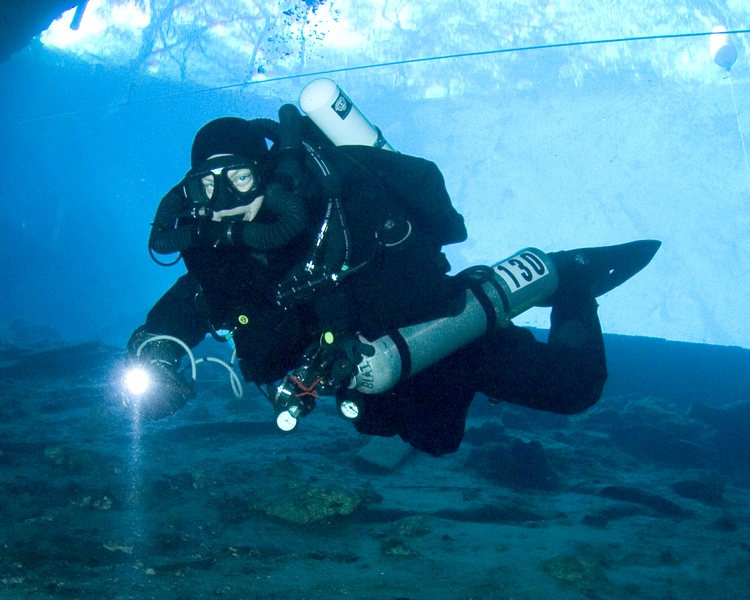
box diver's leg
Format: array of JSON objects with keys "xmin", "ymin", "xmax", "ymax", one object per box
[
  {"xmin": 471, "ymin": 296, "xmax": 607, "ymax": 415},
  {"xmin": 545, "ymin": 293, "xmax": 607, "ymax": 413},
  {"xmin": 353, "ymin": 364, "xmax": 475, "ymax": 456}
]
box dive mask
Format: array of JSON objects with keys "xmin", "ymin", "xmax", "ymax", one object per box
[{"xmin": 184, "ymin": 155, "xmax": 263, "ymax": 218}]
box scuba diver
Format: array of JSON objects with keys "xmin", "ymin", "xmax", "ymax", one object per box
[{"xmin": 125, "ymin": 86, "xmax": 660, "ymax": 456}]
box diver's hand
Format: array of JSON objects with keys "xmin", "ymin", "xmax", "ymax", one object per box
[
  {"xmin": 191, "ymin": 220, "xmax": 235, "ymax": 248},
  {"xmin": 327, "ymin": 334, "xmax": 376, "ymax": 389},
  {"xmin": 122, "ymin": 360, "xmax": 196, "ymax": 420},
  {"xmin": 304, "ymin": 332, "xmax": 375, "ymax": 392}
]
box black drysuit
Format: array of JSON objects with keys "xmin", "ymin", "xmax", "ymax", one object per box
[{"xmin": 133, "ymin": 145, "xmax": 607, "ymax": 455}]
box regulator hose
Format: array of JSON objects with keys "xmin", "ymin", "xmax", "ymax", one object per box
[
  {"xmin": 275, "ymin": 104, "xmax": 305, "ymax": 190},
  {"xmin": 234, "ymin": 183, "xmax": 306, "ymax": 249}
]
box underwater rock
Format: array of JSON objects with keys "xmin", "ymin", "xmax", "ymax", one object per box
[
  {"xmin": 689, "ymin": 401, "xmax": 750, "ymax": 473},
  {"xmin": 581, "ymin": 502, "xmax": 650, "ymax": 527},
  {"xmin": 501, "ymin": 409, "xmax": 531, "ymax": 430},
  {"xmin": 433, "ymin": 503, "xmax": 552, "ymax": 523},
  {"xmin": 463, "ymin": 420, "xmax": 506, "ymax": 447},
  {"xmin": 608, "ymin": 423, "xmax": 712, "ymax": 468},
  {"xmin": 510, "ymin": 437, "xmax": 559, "ymax": 490},
  {"xmin": 502, "ymin": 406, "xmax": 570, "ymax": 431},
  {"xmin": 393, "ymin": 516, "xmax": 433, "ymax": 538},
  {"xmin": 575, "ymin": 405, "xmax": 624, "ymax": 431},
  {"xmin": 464, "ymin": 437, "xmax": 559, "ymax": 490},
  {"xmin": 580, "ymin": 513, "xmax": 609, "ymax": 528},
  {"xmin": 0, "ymin": 340, "xmax": 119, "ymax": 378},
  {"xmin": 305, "ymin": 549, "xmax": 361, "ymax": 564},
  {"xmin": 689, "ymin": 401, "xmax": 750, "ymax": 431},
  {"xmin": 542, "ymin": 554, "xmax": 608, "ymax": 592},
  {"xmin": 251, "ymin": 482, "xmax": 366, "ymax": 524},
  {"xmin": 0, "ymin": 319, "xmax": 63, "ymax": 356},
  {"xmin": 709, "ymin": 513, "xmax": 739, "ymax": 532},
  {"xmin": 598, "ymin": 485, "xmax": 691, "ymax": 518},
  {"xmin": 354, "ymin": 435, "xmax": 414, "ymax": 473},
  {"xmin": 380, "ymin": 538, "xmax": 419, "ymax": 557},
  {"xmin": 464, "ymin": 442, "xmax": 514, "ymax": 485},
  {"xmin": 212, "ymin": 494, "xmax": 257, "ymax": 525},
  {"xmin": 597, "ymin": 504, "xmax": 649, "ymax": 521},
  {"xmin": 670, "ymin": 472, "xmax": 725, "ymax": 505}
]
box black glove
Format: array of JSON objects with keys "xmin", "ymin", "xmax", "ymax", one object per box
[
  {"xmin": 127, "ymin": 327, "xmax": 186, "ymax": 365},
  {"xmin": 329, "ymin": 336, "xmax": 376, "ymax": 389},
  {"xmin": 313, "ymin": 332, "xmax": 375, "ymax": 391},
  {"xmin": 122, "ymin": 359, "xmax": 196, "ymax": 420}
]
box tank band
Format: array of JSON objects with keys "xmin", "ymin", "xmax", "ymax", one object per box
[{"xmin": 389, "ymin": 329, "xmax": 412, "ymax": 381}]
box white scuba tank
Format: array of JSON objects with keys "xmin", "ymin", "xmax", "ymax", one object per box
[
  {"xmin": 350, "ymin": 248, "xmax": 558, "ymax": 394},
  {"xmin": 299, "ymin": 78, "xmax": 396, "ymax": 151},
  {"xmin": 709, "ymin": 26, "xmax": 738, "ymax": 71}
]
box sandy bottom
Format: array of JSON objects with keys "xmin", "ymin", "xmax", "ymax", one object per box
[{"xmin": 0, "ymin": 344, "xmax": 748, "ymax": 599}]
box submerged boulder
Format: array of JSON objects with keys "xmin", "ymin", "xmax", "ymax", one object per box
[
  {"xmin": 670, "ymin": 471, "xmax": 725, "ymax": 505},
  {"xmin": 608, "ymin": 423, "xmax": 713, "ymax": 468},
  {"xmin": 689, "ymin": 402, "xmax": 750, "ymax": 475},
  {"xmin": 464, "ymin": 436, "xmax": 559, "ymax": 490},
  {"xmin": 598, "ymin": 485, "xmax": 691, "ymax": 518},
  {"xmin": 542, "ymin": 554, "xmax": 608, "ymax": 593},
  {"xmin": 251, "ymin": 482, "xmax": 366, "ymax": 524}
]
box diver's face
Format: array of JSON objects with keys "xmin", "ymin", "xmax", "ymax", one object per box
[
  {"xmin": 201, "ymin": 158, "xmax": 255, "ymax": 199},
  {"xmin": 186, "ymin": 153, "xmax": 265, "ymax": 222}
]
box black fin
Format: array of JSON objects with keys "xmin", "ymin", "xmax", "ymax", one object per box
[
  {"xmin": 542, "ymin": 240, "xmax": 661, "ymax": 306},
  {"xmin": 585, "ymin": 239, "xmax": 662, "ymax": 297}
]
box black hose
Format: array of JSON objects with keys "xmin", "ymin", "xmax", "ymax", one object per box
[
  {"xmin": 276, "ymin": 105, "xmax": 305, "ymax": 190},
  {"xmin": 236, "ymin": 184, "xmax": 306, "ymax": 249},
  {"xmin": 248, "ymin": 118, "xmax": 280, "ymax": 144},
  {"xmin": 278, "ymin": 104, "xmax": 303, "ymax": 152}
]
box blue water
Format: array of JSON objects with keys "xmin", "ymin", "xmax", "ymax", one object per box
[{"xmin": 1, "ymin": 14, "xmax": 750, "ymax": 599}]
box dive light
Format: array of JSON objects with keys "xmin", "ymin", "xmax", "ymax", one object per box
[{"xmin": 123, "ymin": 365, "xmax": 152, "ymax": 396}]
